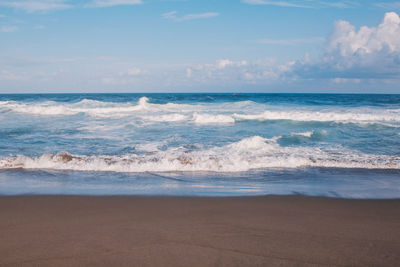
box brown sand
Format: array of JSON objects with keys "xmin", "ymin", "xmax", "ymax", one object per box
[{"xmin": 0, "ymin": 195, "xmax": 399, "ymax": 266}]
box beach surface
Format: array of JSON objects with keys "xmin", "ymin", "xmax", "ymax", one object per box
[{"xmin": 0, "ymin": 195, "xmax": 399, "ymax": 266}]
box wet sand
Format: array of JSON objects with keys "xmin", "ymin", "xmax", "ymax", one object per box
[{"xmin": 0, "ymin": 195, "xmax": 399, "ymax": 266}]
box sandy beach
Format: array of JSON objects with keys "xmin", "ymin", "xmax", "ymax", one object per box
[{"xmin": 0, "ymin": 195, "xmax": 399, "ymax": 266}]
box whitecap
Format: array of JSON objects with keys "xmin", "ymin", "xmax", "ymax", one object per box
[
  {"xmin": 192, "ymin": 113, "xmax": 235, "ymax": 124},
  {"xmin": 1, "ymin": 136, "xmax": 399, "ymax": 172}
]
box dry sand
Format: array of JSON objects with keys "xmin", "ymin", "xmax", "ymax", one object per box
[{"xmin": 0, "ymin": 195, "xmax": 399, "ymax": 266}]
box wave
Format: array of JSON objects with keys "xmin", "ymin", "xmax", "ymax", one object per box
[
  {"xmin": 290, "ymin": 131, "xmax": 314, "ymax": 138},
  {"xmin": 0, "ymin": 97, "xmax": 155, "ymax": 118},
  {"xmin": 1, "ymin": 97, "xmax": 399, "ymax": 126},
  {"xmin": 233, "ymin": 109, "xmax": 400, "ymax": 125},
  {"xmin": 192, "ymin": 113, "xmax": 235, "ymax": 124},
  {"xmin": 142, "ymin": 114, "xmax": 189, "ymax": 122},
  {"xmin": 1, "ymin": 136, "xmax": 398, "ymax": 172}
]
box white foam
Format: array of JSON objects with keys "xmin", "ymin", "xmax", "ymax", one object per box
[
  {"xmin": 134, "ymin": 141, "xmax": 166, "ymax": 152},
  {"xmin": 290, "ymin": 131, "xmax": 314, "ymax": 138},
  {"xmin": 142, "ymin": 114, "xmax": 188, "ymax": 122},
  {"xmin": 1, "ymin": 136, "xmax": 398, "ymax": 172},
  {"xmin": 1, "ymin": 98, "xmax": 400, "ymax": 126},
  {"xmin": 233, "ymin": 108, "xmax": 400, "ymax": 125},
  {"xmin": 0, "ymin": 100, "xmax": 78, "ymax": 116},
  {"xmin": 192, "ymin": 113, "xmax": 235, "ymax": 124},
  {"xmin": 0, "ymin": 97, "xmax": 151, "ymax": 118},
  {"xmin": 142, "ymin": 113, "xmax": 235, "ymax": 124}
]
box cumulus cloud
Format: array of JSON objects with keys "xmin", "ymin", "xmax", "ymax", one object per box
[
  {"xmin": 0, "ymin": 0, "xmax": 71, "ymax": 13},
  {"xmin": 184, "ymin": 13, "xmax": 400, "ymax": 87},
  {"xmin": 290, "ymin": 12, "xmax": 400, "ymax": 80},
  {"xmin": 85, "ymin": 0, "xmax": 142, "ymax": 8},
  {"xmin": 162, "ymin": 11, "xmax": 219, "ymax": 21}
]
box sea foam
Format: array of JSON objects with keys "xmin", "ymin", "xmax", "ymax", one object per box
[
  {"xmin": 1, "ymin": 136, "xmax": 398, "ymax": 172},
  {"xmin": 1, "ymin": 97, "xmax": 399, "ymax": 127}
]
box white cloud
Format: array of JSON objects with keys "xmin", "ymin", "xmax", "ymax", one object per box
[
  {"xmin": 33, "ymin": 24, "xmax": 45, "ymax": 29},
  {"xmin": 182, "ymin": 12, "xmax": 400, "ymax": 89},
  {"xmin": 257, "ymin": 37, "xmax": 324, "ymax": 45},
  {"xmin": 327, "ymin": 13, "xmax": 400, "ymax": 56},
  {"xmin": 0, "ymin": 0, "xmax": 142, "ymax": 11},
  {"xmin": 186, "ymin": 68, "xmax": 192, "ymax": 78},
  {"xmin": 162, "ymin": 11, "xmax": 219, "ymax": 21},
  {"xmin": 321, "ymin": 1, "xmax": 357, "ymax": 8},
  {"xmin": 123, "ymin": 67, "xmax": 145, "ymax": 76},
  {"xmin": 185, "ymin": 59, "xmax": 282, "ymax": 85},
  {"xmin": 375, "ymin": 2, "xmax": 400, "ymax": 9},
  {"xmin": 242, "ymin": 0, "xmax": 310, "ymax": 8},
  {"xmin": 0, "ymin": 0, "xmax": 71, "ymax": 13},
  {"xmin": 216, "ymin": 59, "xmax": 248, "ymax": 69},
  {"xmin": 85, "ymin": 0, "xmax": 142, "ymax": 8},
  {"xmin": 241, "ymin": 0, "xmax": 357, "ymax": 9},
  {"xmin": 162, "ymin": 11, "xmax": 177, "ymax": 19},
  {"xmin": 179, "ymin": 12, "xmax": 219, "ymax": 21},
  {"xmin": 290, "ymin": 12, "xmax": 400, "ymax": 79},
  {"xmin": 0, "ymin": 55, "xmax": 82, "ymax": 66},
  {"xmin": 0, "ymin": 69, "xmax": 25, "ymax": 80},
  {"xmin": 101, "ymin": 67, "xmax": 148, "ymax": 85},
  {"xmin": 1, "ymin": 25, "xmax": 19, "ymax": 32},
  {"xmin": 332, "ymin": 78, "xmax": 361, "ymax": 84}
]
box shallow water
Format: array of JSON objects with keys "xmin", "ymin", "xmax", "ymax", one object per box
[{"xmin": 0, "ymin": 93, "xmax": 399, "ymax": 198}]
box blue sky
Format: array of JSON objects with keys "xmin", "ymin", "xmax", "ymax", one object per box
[{"xmin": 0, "ymin": 0, "xmax": 399, "ymax": 93}]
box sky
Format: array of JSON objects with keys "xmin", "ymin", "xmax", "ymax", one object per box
[{"xmin": 0, "ymin": 0, "xmax": 400, "ymax": 93}]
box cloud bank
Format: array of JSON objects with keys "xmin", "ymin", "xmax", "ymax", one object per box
[{"xmin": 184, "ymin": 12, "xmax": 400, "ymax": 87}]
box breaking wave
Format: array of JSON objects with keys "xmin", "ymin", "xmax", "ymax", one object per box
[
  {"xmin": 1, "ymin": 136, "xmax": 399, "ymax": 172},
  {"xmin": 233, "ymin": 109, "xmax": 400, "ymax": 125},
  {"xmin": 1, "ymin": 97, "xmax": 399, "ymax": 126}
]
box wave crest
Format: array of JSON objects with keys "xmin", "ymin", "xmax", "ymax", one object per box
[
  {"xmin": 233, "ymin": 109, "xmax": 400, "ymax": 125},
  {"xmin": 1, "ymin": 98, "xmax": 399, "ymax": 126},
  {"xmin": 1, "ymin": 136, "xmax": 398, "ymax": 172}
]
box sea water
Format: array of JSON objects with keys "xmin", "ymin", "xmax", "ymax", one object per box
[{"xmin": 0, "ymin": 93, "xmax": 399, "ymax": 198}]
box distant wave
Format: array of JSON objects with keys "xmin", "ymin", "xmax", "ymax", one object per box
[
  {"xmin": 233, "ymin": 109, "xmax": 400, "ymax": 125},
  {"xmin": 1, "ymin": 136, "xmax": 399, "ymax": 172},
  {"xmin": 0, "ymin": 97, "xmax": 152, "ymax": 118},
  {"xmin": 1, "ymin": 97, "xmax": 399, "ymax": 126}
]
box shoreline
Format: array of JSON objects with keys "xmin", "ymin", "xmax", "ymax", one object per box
[
  {"xmin": 1, "ymin": 193, "xmax": 400, "ymax": 200},
  {"xmin": 1, "ymin": 195, "xmax": 399, "ymax": 266}
]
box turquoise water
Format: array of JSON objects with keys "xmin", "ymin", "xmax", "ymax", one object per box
[{"xmin": 0, "ymin": 94, "xmax": 399, "ymax": 198}]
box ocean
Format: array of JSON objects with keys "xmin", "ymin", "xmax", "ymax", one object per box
[{"xmin": 0, "ymin": 93, "xmax": 399, "ymax": 198}]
